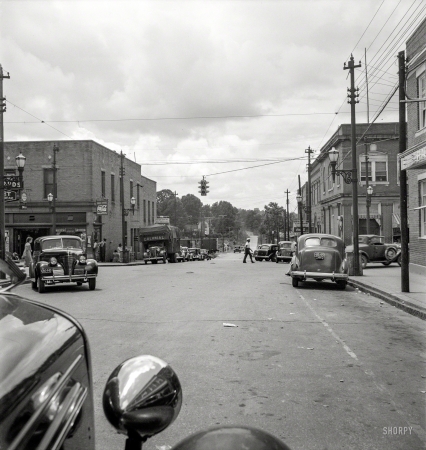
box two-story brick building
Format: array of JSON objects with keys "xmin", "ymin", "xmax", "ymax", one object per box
[
  {"xmin": 399, "ymin": 17, "xmax": 426, "ymax": 276},
  {"xmin": 300, "ymin": 122, "xmax": 401, "ymax": 245},
  {"xmin": 4, "ymin": 140, "xmax": 157, "ymax": 262}
]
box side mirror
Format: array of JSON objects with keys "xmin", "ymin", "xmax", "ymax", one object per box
[{"xmin": 103, "ymin": 355, "xmax": 182, "ymax": 447}]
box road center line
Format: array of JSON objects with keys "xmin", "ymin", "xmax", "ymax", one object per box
[{"xmin": 296, "ymin": 291, "xmax": 358, "ymax": 360}]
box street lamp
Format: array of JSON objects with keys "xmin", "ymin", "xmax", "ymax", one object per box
[
  {"xmin": 366, "ymin": 186, "xmax": 373, "ymax": 234},
  {"xmin": 15, "ymin": 152, "xmax": 26, "ymax": 187},
  {"xmin": 328, "ymin": 146, "xmax": 361, "ymax": 275},
  {"xmin": 123, "ymin": 196, "xmax": 136, "ymax": 216}
]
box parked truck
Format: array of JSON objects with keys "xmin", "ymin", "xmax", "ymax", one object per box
[
  {"xmin": 139, "ymin": 224, "xmax": 182, "ymax": 263},
  {"xmin": 200, "ymin": 237, "xmax": 219, "ymax": 253}
]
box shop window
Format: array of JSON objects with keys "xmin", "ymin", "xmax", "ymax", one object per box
[
  {"xmin": 327, "ymin": 165, "xmax": 333, "ymax": 190},
  {"xmin": 111, "ymin": 174, "xmax": 115, "ymax": 202},
  {"xmin": 421, "ymin": 180, "xmax": 426, "ymax": 238},
  {"xmin": 359, "ymin": 154, "xmax": 388, "ymax": 183},
  {"xmin": 44, "ymin": 169, "xmax": 55, "ymax": 199},
  {"xmin": 101, "ymin": 171, "xmax": 106, "ymax": 197}
]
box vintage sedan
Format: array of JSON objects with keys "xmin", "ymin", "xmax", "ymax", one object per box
[
  {"xmin": 253, "ymin": 244, "xmax": 279, "ymax": 262},
  {"xmin": 29, "ymin": 235, "xmax": 98, "ymax": 293},
  {"xmin": 276, "ymin": 241, "xmax": 296, "ymax": 263},
  {"xmin": 288, "ymin": 233, "xmax": 348, "ymax": 289},
  {"xmin": 143, "ymin": 245, "xmax": 168, "ymax": 264},
  {"xmin": 188, "ymin": 248, "xmax": 202, "ymax": 261},
  {"xmin": 346, "ymin": 235, "xmax": 400, "ymax": 268}
]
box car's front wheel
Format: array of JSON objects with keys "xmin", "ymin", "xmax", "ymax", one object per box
[
  {"xmin": 360, "ymin": 254, "xmax": 368, "ymax": 269},
  {"xmin": 88, "ymin": 278, "xmax": 96, "ymax": 290},
  {"xmin": 37, "ymin": 277, "xmax": 45, "ymax": 293},
  {"xmin": 292, "ymin": 277, "xmax": 299, "ymax": 287}
]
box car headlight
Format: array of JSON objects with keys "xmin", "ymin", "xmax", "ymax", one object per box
[
  {"xmin": 79, "ymin": 255, "xmax": 87, "ymax": 264},
  {"xmin": 49, "ymin": 257, "xmax": 57, "ymax": 266}
]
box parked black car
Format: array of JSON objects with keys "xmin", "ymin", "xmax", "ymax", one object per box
[
  {"xmin": 29, "ymin": 235, "xmax": 98, "ymax": 293},
  {"xmin": 253, "ymin": 244, "xmax": 279, "ymax": 262}
]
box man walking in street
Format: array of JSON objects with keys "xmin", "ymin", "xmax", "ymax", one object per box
[
  {"xmin": 243, "ymin": 238, "xmax": 255, "ymax": 263},
  {"xmin": 100, "ymin": 238, "xmax": 107, "ymax": 262}
]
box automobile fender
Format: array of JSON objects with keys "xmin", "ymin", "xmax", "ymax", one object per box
[
  {"xmin": 36, "ymin": 260, "xmax": 52, "ymax": 279},
  {"xmin": 359, "ymin": 251, "xmax": 369, "ymax": 262}
]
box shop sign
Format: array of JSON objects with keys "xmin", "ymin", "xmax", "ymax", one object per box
[
  {"xmin": 143, "ymin": 235, "xmax": 166, "ymax": 241},
  {"xmin": 400, "ymin": 145, "xmax": 426, "ymax": 170},
  {"xmin": 4, "ymin": 176, "xmax": 22, "ymax": 189},
  {"xmin": 4, "ymin": 190, "xmax": 18, "ymax": 202},
  {"xmin": 96, "ymin": 200, "xmax": 108, "ymax": 215}
]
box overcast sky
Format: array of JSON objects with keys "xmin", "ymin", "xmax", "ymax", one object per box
[{"xmin": 1, "ymin": 0, "xmax": 424, "ymax": 211}]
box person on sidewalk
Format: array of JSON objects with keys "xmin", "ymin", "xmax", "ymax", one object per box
[
  {"xmin": 22, "ymin": 237, "xmax": 33, "ymax": 268},
  {"xmin": 99, "ymin": 238, "xmax": 107, "ymax": 262},
  {"xmin": 243, "ymin": 238, "xmax": 255, "ymax": 263}
]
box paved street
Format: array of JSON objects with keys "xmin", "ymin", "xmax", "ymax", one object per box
[{"xmin": 16, "ymin": 252, "xmax": 425, "ymax": 450}]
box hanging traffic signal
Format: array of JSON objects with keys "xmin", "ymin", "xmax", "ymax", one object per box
[{"xmin": 198, "ymin": 178, "xmax": 209, "ymax": 196}]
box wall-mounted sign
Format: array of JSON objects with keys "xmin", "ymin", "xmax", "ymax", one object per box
[
  {"xmin": 400, "ymin": 145, "xmax": 426, "ymax": 170},
  {"xmin": 96, "ymin": 200, "xmax": 108, "ymax": 215},
  {"xmin": 4, "ymin": 176, "xmax": 22, "ymax": 189},
  {"xmin": 4, "ymin": 190, "xmax": 18, "ymax": 202}
]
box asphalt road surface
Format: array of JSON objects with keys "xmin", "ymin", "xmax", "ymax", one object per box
[{"xmin": 16, "ymin": 252, "xmax": 426, "ymax": 450}]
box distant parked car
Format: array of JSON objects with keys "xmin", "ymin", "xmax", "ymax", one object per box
[
  {"xmin": 276, "ymin": 241, "xmax": 296, "ymax": 263},
  {"xmin": 288, "ymin": 233, "xmax": 348, "ymax": 289},
  {"xmin": 346, "ymin": 235, "xmax": 400, "ymax": 269},
  {"xmin": 188, "ymin": 248, "xmax": 202, "ymax": 260},
  {"xmin": 233, "ymin": 245, "xmax": 244, "ymax": 253},
  {"xmin": 29, "ymin": 235, "xmax": 98, "ymax": 293},
  {"xmin": 143, "ymin": 245, "xmax": 167, "ymax": 264},
  {"xmin": 253, "ymin": 244, "xmax": 279, "ymax": 262}
]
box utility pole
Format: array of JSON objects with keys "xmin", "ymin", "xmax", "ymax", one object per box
[
  {"xmin": 344, "ymin": 54, "xmax": 362, "ymax": 276},
  {"xmin": 173, "ymin": 191, "xmax": 178, "ymax": 226},
  {"xmin": 298, "ymin": 175, "xmax": 303, "ymax": 237},
  {"xmin": 285, "ymin": 189, "xmax": 290, "ymax": 240},
  {"xmin": 0, "ymin": 66, "xmax": 10, "ymax": 263},
  {"xmin": 52, "ymin": 144, "xmax": 59, "ymax": 234},
  {"xmin": 305, "ymin": 146, "xmax": 314, "ymax": 233},
  {"xmin": 398, "ymin": 50, "xmax": 409, "ymax": 292},
  {"xmin": 120, "ymin": 151, "xmax": 126, "ymax": 262}
]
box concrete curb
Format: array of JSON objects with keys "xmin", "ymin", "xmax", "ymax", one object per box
[{"xmin": 348, "ymin": 279, "xmax": 426, "ymax": 321}]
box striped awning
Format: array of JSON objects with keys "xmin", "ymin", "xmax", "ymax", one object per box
[{"xmin": 392, "ymin": 213, "xmax": 400, "ymax": 225}]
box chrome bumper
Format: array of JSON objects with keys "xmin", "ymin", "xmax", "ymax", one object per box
[{"xmin": 291, "ymin": 271, "xmax": 348, "ymax": 281}]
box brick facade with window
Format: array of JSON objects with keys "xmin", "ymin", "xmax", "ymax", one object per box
[
  {"xmin": 300, "ymin": 122, "xmax": 400, "ymax": 246},
  {"xmin": 4, "ymin": 140, "xmax": 157, "ymax": 261},
  {"xmin": 400, "ymin": 18, "xmax": 426, "ymax": 275}
]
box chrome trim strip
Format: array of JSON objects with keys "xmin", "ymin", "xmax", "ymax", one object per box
[
  {"xmin": 291, "ymin": 271, "xmax": 348, "ymax": 280},
  {"xmin": 8, "ymin": 354, "xmax": 83, "ymax": 450},
  {"xmin": 37, "ymin": 383, "xmax": 88, "ymax": 450}
]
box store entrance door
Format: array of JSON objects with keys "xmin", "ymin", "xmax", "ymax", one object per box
[{"xmin": 13, "ymin": 228, "xmax": 50, "ymax": 257}]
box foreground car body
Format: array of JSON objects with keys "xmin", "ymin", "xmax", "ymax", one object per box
[
  {"xmin": 29, "ymin": 235, "xmax": 98, "ymax": 293},
  {"xmin": 346, "ymin": 235, "xmax": 400, "ymax": 268},
  {"xmin": 289, "ymin": 233, "xmax": 348, "ymax": 288},
  {"xmin": 253, "ymin": 244, "xmax": 279, "ymax": 261}
]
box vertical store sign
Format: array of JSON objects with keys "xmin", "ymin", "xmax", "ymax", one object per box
[{"xmin": 96, "ymin": 200, "xmax": 108, "ymax": 215}]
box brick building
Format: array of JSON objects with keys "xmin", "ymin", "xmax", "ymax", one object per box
[
  {"xmin": 399, "ymin": 18, "xmax": 426, "ymax": 276},
  {"xmin": 300, "ymin": 122, "xmax": 401, "ymax": 245},
  {"xmin": 4, "ymin": 140, "xmax": 157, "ymax": 262}
]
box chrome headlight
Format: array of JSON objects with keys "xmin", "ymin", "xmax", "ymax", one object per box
[
  {"xmin": 49, "ymin": 257, "xmax": 57, "ymax": 266},
  {"xmin": 79, "ymin": 255, "xmax": 87, "ymax": 264}
]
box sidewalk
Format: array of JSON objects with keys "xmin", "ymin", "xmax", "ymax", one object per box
[{"xmin": 348, "ymin": 264, "xmax": 426, "ymax": 320}]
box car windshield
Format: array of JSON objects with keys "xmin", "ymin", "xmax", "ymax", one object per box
[
  {"xmin": 260, "ymin": 245, "xmax": 270, "ymax": 250},
  {"xmin": 281, "ymin": 243, "xmax": 292, "ymax": 249},
  {"xmin": 41, "ymin": 238, "xmax": 81, "ymax": 250},
  {"xmin": 305, "ymin": 237, "xmax": 337, "ymax": 248}
]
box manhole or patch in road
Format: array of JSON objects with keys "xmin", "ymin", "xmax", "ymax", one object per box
[{"xmin": 186, "ymin": 272, "xmax": 194, "ymax": 274}]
